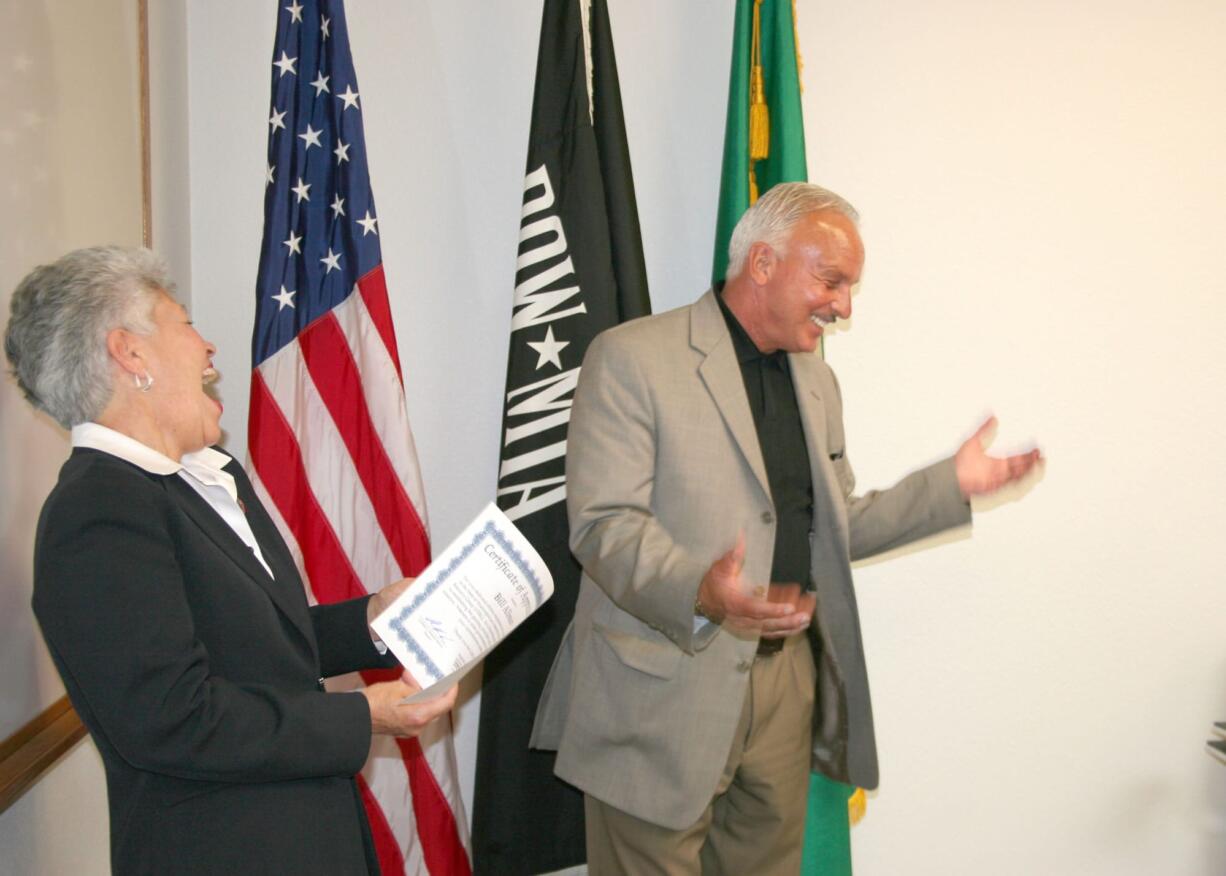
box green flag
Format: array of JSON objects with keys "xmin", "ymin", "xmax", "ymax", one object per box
[
  {"xmin": 711, "ymin": 0, "xmax": 808, "ymax": 284},
  {"xmin": 711, "ymin": 2, "xmax": 859, "ymax": 873},
  {"xmin": 805, "ymin": 769, "xmax": 857, "ymax": 874}
]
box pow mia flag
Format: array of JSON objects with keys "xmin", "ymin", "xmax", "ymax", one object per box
[{"xmin": 470, "ymin": 0, "xmax": 650, "ymax": 873}]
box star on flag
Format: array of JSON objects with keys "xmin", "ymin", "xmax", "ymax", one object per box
[
  {"xmin": 528, "ymin": 326, "xmax": 569, "ymax": 370},
  {"xmin": 273, "ymin": 51, "xmax": 297, "ymax": 78},
  {"xmin": 272, "ymin": 285, "xmax": 297, "ymax": 310},
  {"xmin": 337, "ymin": 85, "xmax": 360, "ymax": 110}
]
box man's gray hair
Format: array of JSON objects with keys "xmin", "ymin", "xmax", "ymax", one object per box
[
  {"xmin": 726, "ymin": 182, "xmax": 859, "ymax": 278},
  {"xmin": 5, "ymin": 246, "xmax": 172, "ymax": 428}
]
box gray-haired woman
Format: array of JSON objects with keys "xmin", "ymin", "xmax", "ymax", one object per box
[{"xmin": 6, "ymin": 246, "xmax": 455, "ymax": 875}]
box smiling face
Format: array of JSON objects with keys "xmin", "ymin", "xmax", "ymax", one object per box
[
  {"xmin": 139, "ymin": 293, "xmax": 222, "ymax": 459},
  {"xmin": 753, "ymin": 210, "xmax": 864, "ymax": 354}
]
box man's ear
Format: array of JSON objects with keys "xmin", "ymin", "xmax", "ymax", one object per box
[
  {"xmin": 105, "ymin": 328, "xmax": 145, "ymax": 378},
  {"xmin": 747, "ymin": 241, "xmax": 775, "ymax": 286}
]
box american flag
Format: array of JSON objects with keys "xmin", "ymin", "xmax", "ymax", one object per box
[{"xmin": 247, "ymin": 2, "xmax": 470, "ymax": 873}]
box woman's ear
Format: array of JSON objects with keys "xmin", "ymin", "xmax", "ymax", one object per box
[{"xmin": 105, "ymin": 327, "xmax": 145, "ymax": 378}]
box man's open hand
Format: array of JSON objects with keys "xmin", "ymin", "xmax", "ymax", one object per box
[
  {"xmin": 696, "ymin": 535, "xmax": 812, "ymax": 636},
  {"xmin": 955, "ymin": 416, "xmax": 1042, "ymax": 498}
]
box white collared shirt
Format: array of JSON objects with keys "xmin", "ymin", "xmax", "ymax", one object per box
[{"xmin": 71, "ymin": 422, "xmax": 274, "ymax": 578}]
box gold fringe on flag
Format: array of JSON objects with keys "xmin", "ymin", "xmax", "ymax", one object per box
[
  {"xmin": 749, "ymin": 0, "xmax": 769, "ymax": 161},
  {"xmin": 792, "ymin": 0, "xmax": 804, "ymax": 94},
  {"xmin": 748, "ymin": 0, "xmax": 768, "ymax": 203},
  {"xmin": 849, "ymin": 787, "xmax": 867, "ymax": 825}
]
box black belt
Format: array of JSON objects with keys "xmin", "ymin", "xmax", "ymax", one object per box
[{"xmin": 756, "ymin": 636, "xmax": 785, "ymax": 656}]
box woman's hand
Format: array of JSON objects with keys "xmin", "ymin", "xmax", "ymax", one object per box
[{"xmin": 362, "ymin": 677, "xmax": 458, "ymax": 737}]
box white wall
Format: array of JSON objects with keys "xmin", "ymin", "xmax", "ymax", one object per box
[
  {"xmin": 0, "ymin": 0, "xmax": 142, "ymax": 871},
  {"xmin": 0, "ymin": 0, "xmax": 143, "ymax": 742},
  {"xmin": 810, "ymin": 3, "xmax": 1226, "ymax": 872},
  {"xmin": 149, "ymin": 0, "xmax": 193, "ymax": 303},
  {"xmin": 7, "ymin": 0, "xmax": 1223, "ymax": 872}
]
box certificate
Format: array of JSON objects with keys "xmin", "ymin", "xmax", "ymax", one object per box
[{"xmin": 371, "ymin": 502, "xmax": 554, "ymax": 702}]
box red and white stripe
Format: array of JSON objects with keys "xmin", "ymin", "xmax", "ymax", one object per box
[{"xmin": 249, "ymin": 265, "xmax": 471, "ymax": 875}]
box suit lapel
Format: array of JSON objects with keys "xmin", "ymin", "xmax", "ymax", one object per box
[
  {"xmin": 691, "ymin": 291, "xmax": 772, "ymax": 501},
  {"xmin": 790, "ymin": 353, "xmax": 850, "ymax": 549},
  {"xmin": 164, "ymin": 474, "xmax": 316, "ymax": 651},
  {"xmin": 227, "ymin": 459, "xmax": 308, "ymax": 599}
]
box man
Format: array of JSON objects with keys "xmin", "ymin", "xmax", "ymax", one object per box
[{"xmin": 531, "ymin": 183, "xmax": 1040, "ymax": 874}]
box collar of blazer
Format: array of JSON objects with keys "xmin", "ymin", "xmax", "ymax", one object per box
[
  {"xmin": 163, "ymin": 462, "xmax": 317, "ymax": 654},
  {"xmin": 789, "ymin": 353, "xmax": 851, "ymax": 549},
  {"xmin": 691, "ymin": 289, "xmax": 772, "ymax": 501}
]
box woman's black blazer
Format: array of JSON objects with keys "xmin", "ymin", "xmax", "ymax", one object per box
[{"xmin": 32, "ymin": 447, "xmax": 396, "ymax": 874}]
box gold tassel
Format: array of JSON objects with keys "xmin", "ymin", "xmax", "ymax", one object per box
[
  {"xmin": 848, "ymin": 787, "xmax": 867, "ymax": 826},
  {"xmin": 749, "ymin": 0, "xmax": 769, "ymax": 161},
  {"xmin": 792, "ymin": 0, "xmax": 804, "ymax": 94}
]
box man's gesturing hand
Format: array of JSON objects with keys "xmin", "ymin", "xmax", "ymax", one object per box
[
  {"xmin": 363, "ymin": 678, "xmax": 458, "ymax": 738},
  {"xmin": 696, "ymin": 534, "xmax": 812, "ymax": 637},
  {"xmin": 955, "ymin": 416, "xmax": 1042, "ymax": 498}
]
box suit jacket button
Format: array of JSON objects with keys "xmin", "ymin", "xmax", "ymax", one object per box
[{"xmin": 761, "ymin": 511, "xmax": 774, "ymax": 524}]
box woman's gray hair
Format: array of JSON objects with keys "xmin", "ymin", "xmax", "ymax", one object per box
[
  {"xmin": 726, "ymin": 182, "xmax": 860, "ymax": 278},
  {"xmin": 5, "ymin": 246, "xmax": 172, "ymax": 428}
]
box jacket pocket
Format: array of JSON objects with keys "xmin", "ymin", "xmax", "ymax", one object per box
[{"xmin": 591, "ymin": 622, "xmax": 682, "ymax": 680}]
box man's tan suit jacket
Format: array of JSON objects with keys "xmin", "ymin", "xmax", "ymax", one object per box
[{"xmin": 531, "ymin": 290, "xmax": 971, "ymax": 830}]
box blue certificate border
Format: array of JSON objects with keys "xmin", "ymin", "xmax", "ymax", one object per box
[{"xmin": 386, "ymin": 518, "xmax": 545, "ymax": 681}]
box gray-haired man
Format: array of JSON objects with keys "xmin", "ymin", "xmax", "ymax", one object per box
[{"xmin": 532, "ymin": 182, "xmax": 1041, "ymax": 874}]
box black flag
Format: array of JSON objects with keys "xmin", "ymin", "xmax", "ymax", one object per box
[{"xmin": 471, "ymin": 0, "xmax": 650, "ymax": 873}]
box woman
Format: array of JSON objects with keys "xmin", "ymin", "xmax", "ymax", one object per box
[{"xmin": 5, "ymin": 246, "xmax": 456, "ymax": 875}]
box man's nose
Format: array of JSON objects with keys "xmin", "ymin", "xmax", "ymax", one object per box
[{"xmin": 833, "ymin": 284, "xmax": 853, "ymax": 320}]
